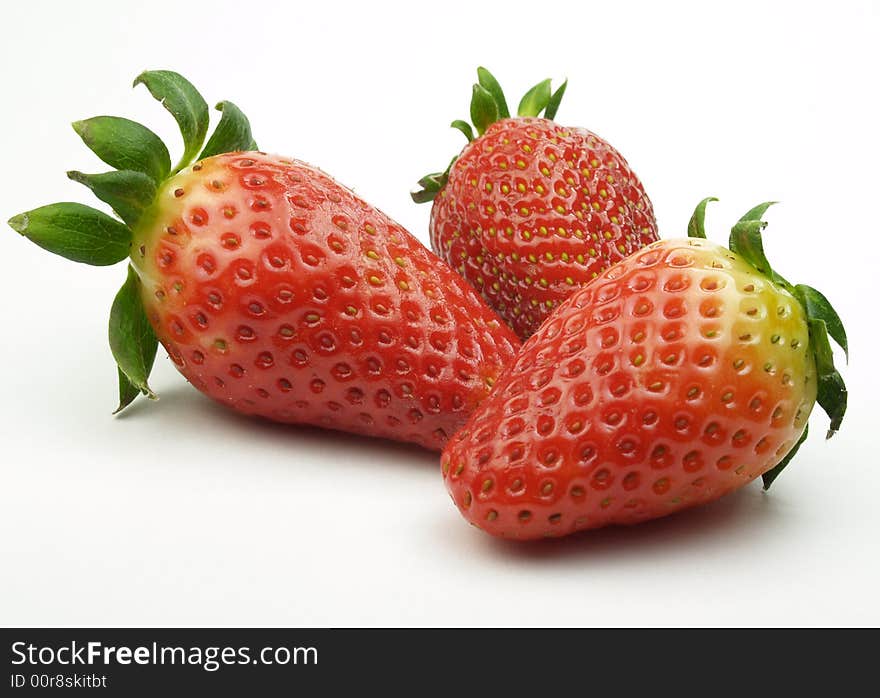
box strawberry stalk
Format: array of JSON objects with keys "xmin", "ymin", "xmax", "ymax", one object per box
[
  {"xmin": 687, "ymin": 199, "xmax": 848, "ymax": 487},
  {"xmin": 411, "ymin": 67, "xmax": 567, "ymax": 203},
  {"xmin": 7, "ymin": 71, "xmax": 256, "ymax": 412}
]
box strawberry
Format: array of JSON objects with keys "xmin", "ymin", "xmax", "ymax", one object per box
[
  {"xmin": 413, "ymin": 67, "xmax": 658, "ymax": 340},
  {"xmin": 8, "ymin": 71, "xmax": 520, "ymax": 450},
  {"xmin": 441, "ymin": 199, "xmax": 847, "ymax": 538}
]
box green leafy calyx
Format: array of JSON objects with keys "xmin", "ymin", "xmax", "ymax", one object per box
[
  {"xmin": 72, "ymin": 116, "xmax": 171, "ymax": 183},
  {"xmin": 8, "ymin": 203, "xmax": 131, "ymax": 265},
  {"xmin": 687, "ymin": 197, "xmax": 718, "ymax": 239},
  {"xmin": 200, "ymin": 102, "xmax": 259, "ymax": 160},
  {"xmin": 133, "ymin": 70, "xmax": 210, "ymax": 174},
  {"xmin": 7, "ymin": 70, "xmax": 258, "ymax": 413},
  {"xmin": 66, "ymin": 170, "xmax": 157, "ymax": 229},
  {"xmin": 686, "ymin": 198, "xmax": 848, "ymax": 488},
  {"xmin": 412, "ymin": 67, "xmax": 567, "ymax": 204},
  {"xmin": 109, "ymin": 265, "xmax": 159, "ymax": 413}
]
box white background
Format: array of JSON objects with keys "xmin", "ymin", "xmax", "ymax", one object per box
[{"xmin": 1, "ymin": 0, "xmax": 877, "ymax": 627}]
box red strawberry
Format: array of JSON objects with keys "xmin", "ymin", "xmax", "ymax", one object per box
[
  {"xmin": 8, "ymin": 71, "xmax": 519, "ymax": 450},
  {"xmin": 442, "ymin": 199, "xmax": 847, "ymax": 539},
  {"xmin": 413, "ymin": 67, "xmax": 658, "ymax": 340}
]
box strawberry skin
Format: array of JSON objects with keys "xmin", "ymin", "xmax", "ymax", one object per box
[
  {"xmin": 136, "ymin": 152, "xmax": 519, "ymax": 448},
  {"xmin": 442, "ymin": 203, "xmax": 847, "ymax": 539},
  {"xmin": 414, "ymin": 70, "xmax": 657, "ymax": 339},
  {"xmin": 431, "ymin": 118, "xmax": 657, "ymax": 339}
]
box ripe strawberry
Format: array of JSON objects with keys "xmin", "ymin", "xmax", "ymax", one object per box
[
  {"xmin": 8, "ymin": 71, "xmax": 519, "ymax": 450},
  {"xmin": 413, "ymin": 67, "xmax": 658, "ymax": 340},
  {"xmin": 442, "ymin": 200, "xmax": 847, "ymax": 538}
]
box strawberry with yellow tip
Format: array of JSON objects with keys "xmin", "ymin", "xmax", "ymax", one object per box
[{"xmin": 441, "ymin": 199, "xmax": 847, "ymax": 539}]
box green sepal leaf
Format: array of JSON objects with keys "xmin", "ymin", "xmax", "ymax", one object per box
[
  {"xmin": 729, "ymin": 219, "xmax": 771, "ymax": 274},
  {"xmin": 199, "ymin": 101, "xmax": 258, "ymax": 160},
  {"xmin": 762, "ymin": 424, "xmax": 809, "ymax": 490},
  {"xmin": 134, "ymin": 70, "xmax": 209, "ymax": 173},
  {"xmin": 544, "ymin": 79, "xmax": 568, "ymax": 120},
  {"xmin": 729, "ymin": 203, "xmax": 777, "ymax": 278},
  {"xmin": 67, "ymin": 170, "xmax": 157, "ymax": 229},
  {"xmin": 817, "ymin": 368, "xmax": 847, "ymax": 439},
  {"xmin": 417, "ymin": 172, "xmax": 446, "ymax": 190},
  {"xmin": 411, "ymin": 171, "xmax": 447, "ymax": 204},
  {"xmin": 109, "ymin": 265, "xmax": 158, "ymax": 412},
  {"xmin": 730, "ymin": 202, "xmax": 796, "ymax": 290},
  {"xmin": 808, "ymin": 317, "xmax": 847, "ymax": 438},
  {"xmin": 687, "ymin": 197, "xmax": 718, "ymax": 239},
  {"xmin": 470, "ymin": 83, "xmax": 499, "ymax": 136},
  {"xmin": 476, "ymin": 67, "xmax": 510, "ymax": 119},
  {"xmin": 115, "ymin": 368, "xmax": 141, "ymax": 415},
  {"xmin": 517, "ymin": 78, "xmax": 552, "ymax": 117},
  {"xmin": 451, "ymin": 119, "xmax": 475, "ymax": 143},
  {"xmin": 412, "ymin": 155, "xmax": 459, "ymax": 204},
  {"xmin": 410, "ymin": 188, "xmax": 438, "ymax": 204},
  {"xmin": 72, "ymin": 117, "xmax": 171, "ymax": 184},
  {"xmin": 795, "ymin": 284, "xmax": 848, "ymax": 361},
  {"xmin": 7, "ymin": 202, "xmax": 131, "ymax": 266},
  {"xmin": 737, "ymin": 201, "xmax": 777, "ymax": 224}
]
